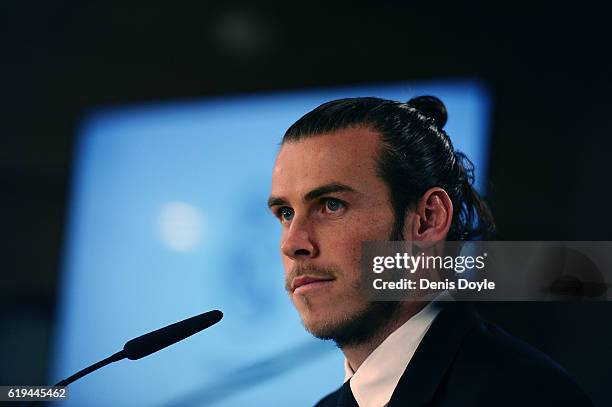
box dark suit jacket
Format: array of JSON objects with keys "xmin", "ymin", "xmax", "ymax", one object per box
[{"xmin": 316, "ymin": 303, "xmax": 593, "ymax": 407}]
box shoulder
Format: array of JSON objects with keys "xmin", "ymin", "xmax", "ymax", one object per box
[
  {"xmin": 313, "ymin": 386, "xmax": 341, "ymax": 407},
  {"xmin": 440, "ymin": 313, "xmax": 593, "ymax": 406}
]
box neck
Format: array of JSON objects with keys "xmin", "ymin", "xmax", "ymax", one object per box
[{"xmin": 342, "ymin": 300, "xmax": 427, "ymax": 372}]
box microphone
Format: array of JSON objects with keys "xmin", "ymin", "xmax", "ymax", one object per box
[{"xmin": 55, "ymin": 309, "xmax": 223, "ymax": 387}]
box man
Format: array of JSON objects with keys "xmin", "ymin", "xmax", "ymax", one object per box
[{"xmin": 267, "ymin": 96, "xmax": 593, "ymax": 406}]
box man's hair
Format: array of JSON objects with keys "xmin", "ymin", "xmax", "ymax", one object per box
[{"xmin": 282, "ymin": 96, "xmax": 495, "ymax": 241}]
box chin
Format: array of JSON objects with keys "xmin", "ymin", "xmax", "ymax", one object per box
[
  {"xmin": 296, "ymin": 303, "xmax": 343, "ymax": 336},
  {"xmin": 299, "ymin": 305, "xmax": 361, "ymax": 340},
  {"xmin": 299, "ymin": 300, "xmax": 403, "ymax": 347},
  {"xmin": 302, "ymin": 315, "xmax": 342, "ymax": 340}
]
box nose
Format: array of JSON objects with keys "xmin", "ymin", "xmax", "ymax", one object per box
[{"xmin": 281, "ymin": 218, "xmax": 318, "ymax": 260}]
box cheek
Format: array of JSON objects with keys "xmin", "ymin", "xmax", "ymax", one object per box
[
  {"xmin": 323, "ymin": 226, "xmax": 369, "ymax": 270},
  {"xmin": 339, "ymin": 214, "xmax": 393, "ymax": 261},
  {"xmin": 346, "ymin": 211, "xmax": 394, "ymax": 242},
  {"xmin": 328, "ymin": 209, "xmax": 392, "ymax": 239}
]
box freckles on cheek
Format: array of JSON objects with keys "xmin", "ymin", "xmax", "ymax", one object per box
[
  {"xmin": 352, "ymin": 221, "xmax": 387, "ymax": 243},
  {"xmin": 334, "ymin": 238, "xmax": 362, "ymax": 268},
  {"xmin": 345, "ymin": 220, "xmax": 391, "ymax": 261}
]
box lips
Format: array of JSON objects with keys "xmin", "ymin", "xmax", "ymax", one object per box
[{"xmin": 292, "ymin": 275, "xmax": 335, "ymax": 292}]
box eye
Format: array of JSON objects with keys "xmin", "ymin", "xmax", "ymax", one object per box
[
  {"xmin": 323, "ymin": 198, "xmax": 345, "ymax": 213},
  {"xmin": 278, "ymin": 207, "xmax": 294, "ymax": 222}
]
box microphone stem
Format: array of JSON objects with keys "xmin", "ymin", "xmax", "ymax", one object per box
[
  {"xmin": 24, "ymin": 350, "xmax": 127, "ymax": 407},
  {"xmin": 55, "ymin": 349, "xmax": 126, "ymax": 386}
]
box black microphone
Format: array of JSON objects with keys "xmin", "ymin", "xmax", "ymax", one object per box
[{"xmin": 54, "ymin": 309, "xmax": 223, "ymax": 387}]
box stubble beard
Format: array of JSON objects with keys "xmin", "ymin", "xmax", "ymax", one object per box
[
  {"xmin": 287, "ymin": 227, "xmax": 404, "ymax": 349},
  {"xmin": 305, "ymin": 294, "xmax": 402, "ymax": 349}
]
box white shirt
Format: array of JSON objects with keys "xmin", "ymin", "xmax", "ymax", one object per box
[{"xmin": 343, "ymin": 294, "xmax": 450, "ymax": 407}]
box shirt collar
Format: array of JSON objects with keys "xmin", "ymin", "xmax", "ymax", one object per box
[{"xmin": 343, "ymin": 294, "xmax": 450, "ymax": 407}]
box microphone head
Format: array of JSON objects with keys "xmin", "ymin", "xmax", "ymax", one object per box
[{"xmin": 123, "ymin": 309, "xmax": 223, "ymax": 360}]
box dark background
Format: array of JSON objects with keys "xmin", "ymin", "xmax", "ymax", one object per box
[{"xmin": 2, "ymin": 1, "xmax": 611, "ymax": 406}]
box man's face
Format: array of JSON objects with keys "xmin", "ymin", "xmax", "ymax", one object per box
[{"xmin": 268, "ymin": 126, "xmax": 398, "ymax": 341}]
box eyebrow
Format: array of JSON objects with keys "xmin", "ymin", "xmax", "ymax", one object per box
[{"xmin": 267, "ymin": 182, "xmax": 358, "ymax": 208}]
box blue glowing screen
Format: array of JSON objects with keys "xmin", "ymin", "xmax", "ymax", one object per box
[{"xmin": 52, "ymin": 81, "xmax": 491, "ymax": 406}]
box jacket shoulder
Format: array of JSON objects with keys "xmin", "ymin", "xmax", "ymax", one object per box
[
  {"xmin": 439, "ymin": 317, "xmax": 593, "ymax": 406},
  {"xmin": 314, "ymin": 386, "xmax": 341, "ymax": 407}
]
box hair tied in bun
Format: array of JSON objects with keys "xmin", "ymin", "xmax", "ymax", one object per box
[{"xmin": 407, "ymin": 95, "xmax": 448, "ymax": 129}]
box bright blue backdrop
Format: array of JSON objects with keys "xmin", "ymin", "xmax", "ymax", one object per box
[{"xmin": 52, "ymin": 81, "xmax": 491, "ymax": 406}]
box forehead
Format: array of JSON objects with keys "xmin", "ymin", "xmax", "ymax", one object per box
[{"xmin": 271, "ymin": 126, "xmax": 382, "ymax": 195}]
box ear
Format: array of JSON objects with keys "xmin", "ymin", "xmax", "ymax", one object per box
[{"xmin": 405, "ymin": 187, "xmax": 453, "ymax": 243}]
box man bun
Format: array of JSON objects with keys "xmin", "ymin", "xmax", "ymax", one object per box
[{"xmin": 407, "ymin": 95, "xmax": 448, "ymax": 129}]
